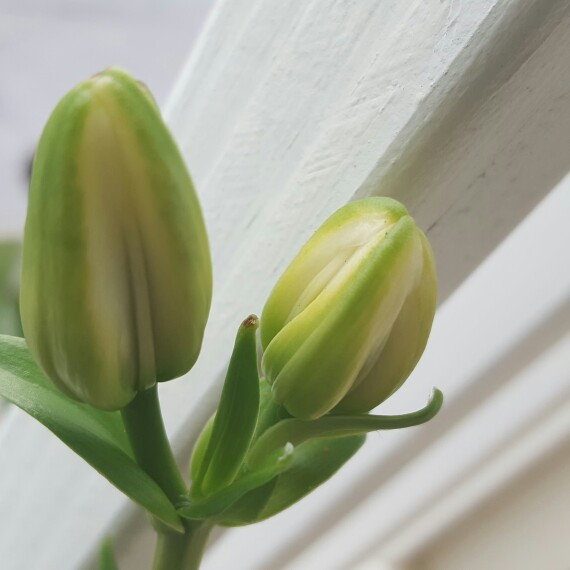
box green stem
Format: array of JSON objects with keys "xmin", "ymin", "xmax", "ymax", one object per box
[
  {"xmin": 153, "ymin": 523, "xmax": 212, "ymax": 570},
  {"xmin": 121, "ymin": 384, "xmax": 186, "ymax": 503},
  {"xmin": 122, "ymin": 387, "xmax": 212, "ymax": 570}
]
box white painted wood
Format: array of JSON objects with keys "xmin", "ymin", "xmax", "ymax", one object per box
[
  {"xmin": 388, "ymin": 388, "xmax": 570, "ymax": 568},
  {"xmin": 288, "ymin": 329, "xmax": 570, "ymax": 570},
  {"xmin": 354, "ymin": 562, "xmax": 403, "ymax": 570},
  {"xmin": 1, "ymin": 0, "xmax": 570, "ymax": 569},
  {"xmin": 404, "ymin": 415, "xmax": 570, "ymax": 570},
  {"xmin": 201, "ymin": 166, "xmax": 570, "ymax": 570}
]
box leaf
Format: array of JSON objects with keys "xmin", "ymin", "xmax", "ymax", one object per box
[
  {"xmin": 193, "ymin": 316, "xmax": 260, "ymax": 497},
  {"xmin": 98, "ymin": 539, "xmax": 119, "ymax": 570},
  {"xmin": 217, "ymin": 434, "xmax": 365, "ymax": 526},
  {"xmin": 0, "ymin": 335, "xmax": 183, "ymax": 532},
  {"xmin": 179, "ymin": 444, "xmax": 294, "ymax": 520},
  {"xmin": 213, "ymin": 390, "xmax": 442, "ymax": 526},
  {"xmin": 248, "ymin": 388, "xmax": 443, "ymax": 466},
  {"xmin": 252, "ymin": 377, "xmax": 291, "ymax": 440},
  {"xmin": 189, "ymin": 414, "xmax": 215, "ymax": 484}
]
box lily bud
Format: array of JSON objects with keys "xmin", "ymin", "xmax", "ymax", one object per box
[
  {"xmin": 260, "ymin": 197, "xmax": 437, "ymax": 420},
  {"xmin": 20, "ymin": 68, "xmax": 212, "ymax": 410}
]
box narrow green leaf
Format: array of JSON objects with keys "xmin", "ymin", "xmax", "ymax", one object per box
[
  {"xmin": 179, "ymin": 444, "xmax": 294, "ymax": 520},
  {"xmin": 189, "ymin": 414, "xmax": 215, "ymax": 484},
  {"xmin": 218, "ymin": 434, "xmax": 365, "ymax": 526},
  {"xmin": 190, "ymin": 377, "xmax": 284, "ymax": 487},
  {"xmin": 248, "ymin": 389, "xmax": 443, "ymax": 466},
  {"xmin": 193, "ymin": 316, "xmax": 260, "ymax": 496},
  {"xmin": 0, "ymin": 335, "xmax": 183, "ymax": 532},
  {"xmin": 98, "ymin": 539, "xmax": 119, "ymax": 570}
]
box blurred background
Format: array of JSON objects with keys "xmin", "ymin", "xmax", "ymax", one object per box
[{"xmin": 0, "ymin": 0, "xmax": 212, "ymax": 238}]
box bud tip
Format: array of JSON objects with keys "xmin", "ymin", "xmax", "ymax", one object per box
[{"xmin": 242, "ymin": 314, "xmax": 259, "ymax": 329}]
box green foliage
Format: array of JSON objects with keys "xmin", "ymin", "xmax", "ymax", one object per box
[
  {"xmin": 189, "ymin": 415, "xmax": 215, "ymax": 484},
  {"xmin": 0, "ymin": 335, "xmax": 183, "ymax": 532},
  {"xmin": 191, "ymin": 316, "xmax": 260, "ymax": 497},
  {"xmin": 247, "ymin": 389, "xmax": 443, "ymax": 465},
  {"xmin": 253, "ymin": 377, "xmax": 291, "ymax": 439},
  {"xmin": 185, "ymin": 374, "xmax": 441, "ymax": 526},
  {"xmin": 98, "ymin": 539, "xmax": 119, "ymax": 570},
  {"xmin": 0, "ymin": 64, "xmax": 444, "ymax": 570},
  {"xmin": 183, "ymin": 387, "xmax": 441, "ymax": 526},
  {"xmin": 180, "ymin": 444, "xmax": 293, "ymax": 520},
  {"xmin": 217, "ymin": 434, "xmax": 366, "ymax": 526}
]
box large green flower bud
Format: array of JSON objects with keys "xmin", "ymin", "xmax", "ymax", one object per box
[
  {"xmin": 260, "ymin": 198, "xmax": 437, "ymax": 420},
  {"xmin": 20, "ymin": 68, "xmax": 212, "ymax": 410}
]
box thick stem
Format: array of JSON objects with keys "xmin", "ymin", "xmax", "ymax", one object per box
[
  {"xmin": 121, "ymin": 386, "xmax": 212, "ymax": 569},
  {"xmin": 153, "ymin": 523, "xmax": 212, "ymax": 570},
  {"xmin": 121, "ymin": 384, "xmax": 187, "ymax": 503}
]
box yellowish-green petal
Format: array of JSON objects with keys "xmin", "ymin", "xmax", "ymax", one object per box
[
  {"xmin": 20, "ymin": 68, "xmax": 212, "ymax": 410},
  {"xmin": 335, "ymin": 231, "xmax": 437, "ymax": 413},
  {"xmin": 261, "ymin": 197, "xmax": 437, "ymax": 419}
]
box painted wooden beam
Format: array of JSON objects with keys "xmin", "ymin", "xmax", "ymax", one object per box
[{"xmin": 1, "ymin": 1, "xmax": 569, "ymax": 569}]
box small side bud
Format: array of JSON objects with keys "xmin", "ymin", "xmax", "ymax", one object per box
[{"xmin": 260, "ymin": 197, "xmax": 437, "ymax": 419}]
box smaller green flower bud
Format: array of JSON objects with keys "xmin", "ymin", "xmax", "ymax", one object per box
[
  {"xmin": 20, "ymin": 68, "xmax": 212, "ymax": 410},
  {"xmin": 260, "ymin": 197, "xmax": 437, "ymax": 420}
]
